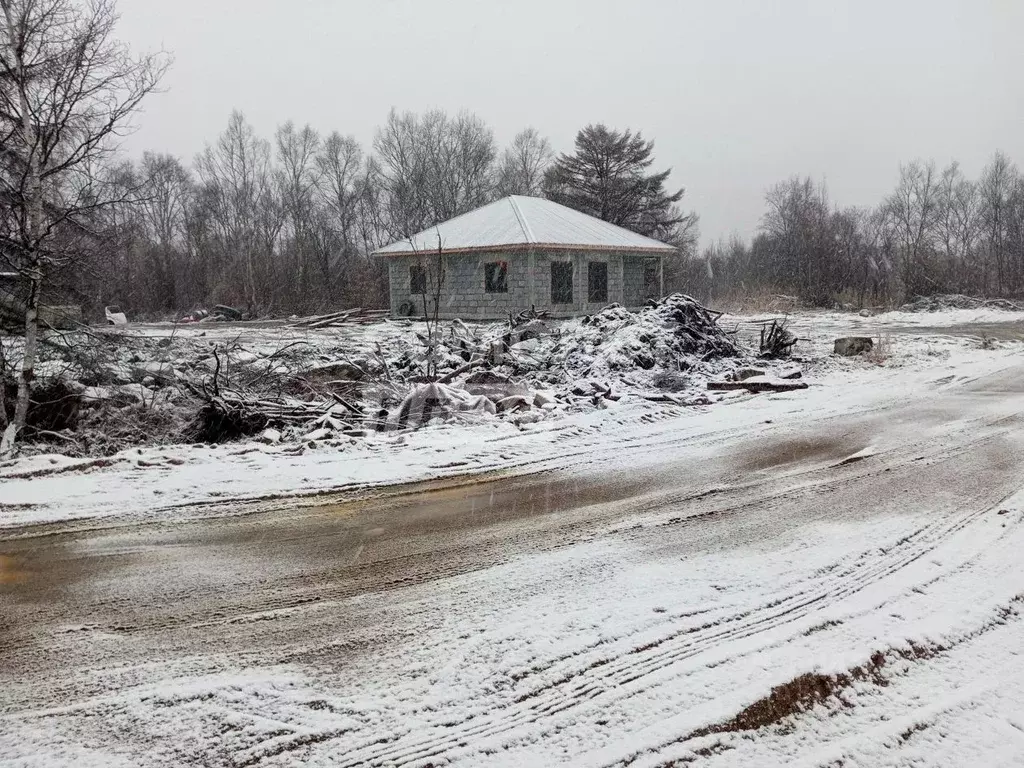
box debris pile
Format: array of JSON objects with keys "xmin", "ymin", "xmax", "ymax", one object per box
[
  {"xmin": 553, "ymin": 295, "xmax": 740, "ymax": 379},
  {"xmin": 833, "ymin": 337, "xmax": 874, "ymax": 357},
  {"xmin": 899, "ymin": 294, "xmax": 1024, "ymax": 313},
  {"xmin": 188, "ymin": 390, "xmax": 364, "ymax": 443},
  {"xmin": 177, "ymin": 305, "xmax": 247, "ymax": 324},
  {"xmin": 0, "ymin": 294, "xmax": 805, "ymax": 457},
  {"xmin": 288, "ymin": 308, "xmax": 390, "ymax": 329}
]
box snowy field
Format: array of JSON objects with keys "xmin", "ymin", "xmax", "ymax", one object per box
[{"xmin": 2, "ymin": 307, "xmax": 1024, "ymax": 767}]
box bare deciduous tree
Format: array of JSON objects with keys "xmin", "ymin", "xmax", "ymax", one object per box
[
  {"xmin": 138, "ymin": 152, "xmax": 191, "ymax": 308},
  {"xmin": 979, "ymin": 151, "xmax": 1017, "ymax": 294},
  {"xmin": 885, "ymin": 160, "xmax": 940, "ymax": 299},
  {"xmin": 496, "ymin": 128, "xmax": 552, "ymax": 197},
  {"xmin": 275, "ymin": 121, "xmax": 321, "ymax": 304},
  {"xmin": 316, "ymin": 131, "xmax": 365, "ymax": 299},
  {"xmin": 195, "ymin": 110, "xmax": 274, "ymax": 311},
  {"xmin": 374, "ymin": 108, "xmax": 497, "ymax": 239},
  {"xmin": 0, "ymin": 0, "xmax": 168, "ymax": 452},
  {"xmin": 936, "ymin": 161, "xmax": 980, "ymax": 291}
]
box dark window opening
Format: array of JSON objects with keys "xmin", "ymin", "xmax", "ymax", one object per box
[
  {"xmin": 551, "ymin": 261, "xmax": 573, "ymax": 304},
  {"xmin": 410, "ymin": 265, "xmax": 427, "ymax": 294},
  {"xmin": 485, "ymin": 261, "xmax": 508, "ymax": 293},
  {"xmin": 643, "ymin": 259, "xmax": 660, "ymax": 299},
  {"xmin": 588, "ymin": 261, "xmax": 608, "ymax": 303}
]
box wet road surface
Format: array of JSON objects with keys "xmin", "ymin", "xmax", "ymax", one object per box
[{"xmin": 3, "ymin": 361, "xmax": 1024, "ymax": 765}]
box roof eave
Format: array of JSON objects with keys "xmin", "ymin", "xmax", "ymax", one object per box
[{"xmin": 372, "ymin": 242, "xmax": 676, "ymax": 258}]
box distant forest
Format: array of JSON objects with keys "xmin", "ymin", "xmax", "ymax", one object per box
[{"xmin": 69, "ymin": 109, "xmax": 1024, "ymax": 316}]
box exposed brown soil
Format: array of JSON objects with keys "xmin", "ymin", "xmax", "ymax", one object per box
[
  {"xmin": 639, "ymin": 639, "xmax": 950, "ymax": 768},
  {"xmin": 732, "ymin": 432, "xmax": 872, "ymax": 472}
]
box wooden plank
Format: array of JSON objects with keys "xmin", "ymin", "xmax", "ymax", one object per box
[{"xmin": 707, "ymin": 380, "xmax": 808, "ymax": 393}]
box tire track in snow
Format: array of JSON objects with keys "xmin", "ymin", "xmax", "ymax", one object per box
[{"xmin": 331, "ymin": 496, "xmax": 1012, "ymax": 768}]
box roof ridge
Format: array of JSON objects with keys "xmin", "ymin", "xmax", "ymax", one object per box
[{"xmin": 507, "ymin": 196, "xmax": 535, "ymax": 244}]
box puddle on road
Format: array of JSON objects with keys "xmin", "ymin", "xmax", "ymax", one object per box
[
  {"xmin": 0, "ymin": 466, "xmax": 671, "ymax": 605},
  {"xmin": 732, "ymin": 432, "xmax": 872, "ymax": 473},
  {"xmin": 0, "ymin": 539, "xmax": 135, "ymax": 600},
  {"xmin": 189, "ymin": 465, "xmax": 680, "ymax": 577},
  {"xmin": 0, "ymin": 465, "xmax": 692, "ymax": 672}
]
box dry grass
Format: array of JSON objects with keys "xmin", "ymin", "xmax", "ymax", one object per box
[
  {"xmin": 863, "ymin": 332, "xmax": 893, "ymax": 365},
  {"xmin": 707, "ymin": 288, "xmax": 804, "ymax": 315},
  {"xmin": 686, "ymin": 642, "xmax": 942, "ymax": 740}
]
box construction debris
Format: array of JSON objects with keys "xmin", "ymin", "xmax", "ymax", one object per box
[
  {"xmin": 186, "ymin": 388, "xmax": 363, "ymax": 443},
  {"xmin": 105, "ymin": 305, "xmax": 128, "ymax": 326},
  {"xmin": 213, "ymin": 304, "xmax": 243, "ymax": 321},
  {"xmin": 900, "ymin": 294, "xmax": 1024, "ymax": 313},
  {"xmin": 177, "ymin": 305, "xmax": 249, "ymax": 324},
  {"xmin": 0, "ymin": 293, "xmax": 819, "ymax": 456},
  {"xmin": 708, "ymin": 378, "xmax": 809, "ymax": 393},
  {"xmin": 393, "ymin": 382, "xmax": 495, "ymax": 429},
  {"xmin": 289, "ymin": 308, "xmax": 389, "ymax": 328},
  {"xmin": 734, "ymin": 367, "xmax": 767, "ymax": 381}
]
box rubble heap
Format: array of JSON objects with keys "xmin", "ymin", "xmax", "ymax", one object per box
[{"xmin": 1, "ymin": 294, "xmax": 783, "ymax": 455}]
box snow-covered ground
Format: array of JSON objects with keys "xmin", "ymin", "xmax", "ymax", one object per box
[
  {"xmin": 1, "ymin": 308, "xmax": 1017, "ymax": 529},
  {"xmin": 3, "ymin": 308, "xmax": 1024, "ymax": 767},
  {"xmin": 0, "ymin": 347, "xmax": 1006, "ymax": 530}
]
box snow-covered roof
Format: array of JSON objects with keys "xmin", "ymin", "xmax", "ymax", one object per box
[{"xmin": 373, "ymin": 195, "xmax": 676, "ymax": 256}]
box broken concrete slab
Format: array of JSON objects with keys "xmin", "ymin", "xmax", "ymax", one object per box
[
  {"xmin": 734, "ymin": 367, "xmax": 767, "ymax": 381},
  {"xmin": 533, "ymin": 390, "xmax": 557, "ymax": 408},
  {"xmin": 132, "ymin": 361, "xmax": 175, "ymax": 383},
  {"xmin": 496, "ymin": 395, "xmax": 532, "ymax": 413},
  {"xmin": 259, "ymin": 428, "xmax": 282, "ymax": 444}
]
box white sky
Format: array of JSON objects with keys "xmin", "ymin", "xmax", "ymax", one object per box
[{"xmin": 115, "ymin": 0, "xmax": 1024, "ymax": 245}]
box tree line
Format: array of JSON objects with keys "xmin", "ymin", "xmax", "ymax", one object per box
[
  {"xmin": 91, "ymin": 107, "xmax": 1024, "ymax": 318},
  {"xmin": 678, "ymin": 154, "xmax": 1024, "ymax": 307},
  {"xmin": 70, "ymin": 112, "xmax": 696, "ymax": 318}
]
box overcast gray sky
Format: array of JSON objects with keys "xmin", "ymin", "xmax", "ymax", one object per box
[{"xmin": 116, "ymin": 0, "xmax": 1023, "ymax": 246}]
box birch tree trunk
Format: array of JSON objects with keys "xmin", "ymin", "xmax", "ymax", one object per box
[
  {"xmin": 0, "ymin": 0, "xmax": 167, "ymax": 454},
  {"xmin": 1, "ymin": 1, "xmax": 42, "ymax": 453}
]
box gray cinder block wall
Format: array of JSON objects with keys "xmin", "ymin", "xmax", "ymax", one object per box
[{"xmin": 387, "ymin": 250, "xmax": 664, "ymax": 320}]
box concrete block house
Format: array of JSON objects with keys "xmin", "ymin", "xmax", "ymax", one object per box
[{"xmin": 375, "ymin": 195, "xmax": 674, "ymax": 319}]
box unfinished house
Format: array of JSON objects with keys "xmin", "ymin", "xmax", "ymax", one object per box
[{"xmin": 375, "ymin": 195, "xmax": 674, "ymax": 319}]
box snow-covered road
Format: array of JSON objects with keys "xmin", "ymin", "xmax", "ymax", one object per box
[{"xmin": 3, "ymin": 341, "xmax": 1024, "ymax": 766}]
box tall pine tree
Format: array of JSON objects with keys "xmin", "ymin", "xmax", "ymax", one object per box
[{"xmin": 543, "ymin": 124, "xmax": 686, "ymax": 241}]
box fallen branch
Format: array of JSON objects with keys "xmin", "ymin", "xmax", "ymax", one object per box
[
  {"xmin": 187, "ymin": 387, "xmax": 363, "ymax": 442},
  {"xmin": 436, "ymin": 357, "xmax": 488, "ymax": 384},
  {"xmin": 759, "ymin": 318, "xmax": 797, "ymax": 359}
]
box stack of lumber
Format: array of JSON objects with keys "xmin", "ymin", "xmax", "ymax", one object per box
[{"xmin": 288, "ymin": 308, "xmax": 389, "ymax": 329}]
